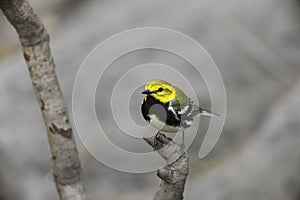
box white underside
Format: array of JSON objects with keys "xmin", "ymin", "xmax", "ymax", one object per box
[{"xmin": 149, "ymin": 114, "xmax": 184, "ymax": 133}]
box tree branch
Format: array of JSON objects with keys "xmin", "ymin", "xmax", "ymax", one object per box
[
  {"xmin": 0, "ymin": 1, "xmax": 88, "ymax": 199},
  {"xmin": 144, "ymin": 133, "xmax": 189, "ymax": 200}
]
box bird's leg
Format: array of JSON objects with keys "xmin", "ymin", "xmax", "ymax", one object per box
[
  {"xmin": 180, "ymin": 131, "xmax": 185, "ymax": 151},
  {"xmin": 155, "ymin": 130, "xmax": 160, "ymax": 138},
  {"xmin": 153, "ymin": 131, "xmax": 160, "ymax": 150},
  {"xmin": 182, "ymin": 131, "xmax": 185, "ymax": 145}
]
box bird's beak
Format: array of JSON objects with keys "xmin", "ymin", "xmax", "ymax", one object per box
[{"xmin": 142, "ymin": 90, "xmax": 153, "ymax": 94}]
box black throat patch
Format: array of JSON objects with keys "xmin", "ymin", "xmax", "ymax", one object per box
[{"xmin": 141, "ymin": 95, "xmax": 181, "ymax": 127}]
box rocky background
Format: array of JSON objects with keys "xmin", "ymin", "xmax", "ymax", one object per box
[{"xmin": 1, "ymin": 0, "xmax": 300, "ymax": 199}]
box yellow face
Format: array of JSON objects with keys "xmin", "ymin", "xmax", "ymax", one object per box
[{"xmin": 143, "ymin": 80, "xmax": 176, "ymax": 103}]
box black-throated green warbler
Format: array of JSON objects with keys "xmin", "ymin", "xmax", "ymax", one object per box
[{"xmin": 141, "ymin": 79, "xmax": 217, "ymax": 139}]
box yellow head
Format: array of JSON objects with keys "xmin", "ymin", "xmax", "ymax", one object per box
[{"xmin": 142, "ymin": 79, "xmax": 176, "ymax": 103}]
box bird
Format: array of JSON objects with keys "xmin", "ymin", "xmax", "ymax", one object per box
[{"xmin": 141, "ymin": 79, "xmax": 218, "ymax": 146}]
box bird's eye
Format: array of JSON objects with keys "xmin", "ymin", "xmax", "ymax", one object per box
[{"xmin": 157, "ymin": 87, "xmax": 163, "ymax": 92}]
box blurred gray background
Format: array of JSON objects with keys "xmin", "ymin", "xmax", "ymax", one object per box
[{"xmin": 1, "ymin": 0, "xmax": 300, "ymax": 199}]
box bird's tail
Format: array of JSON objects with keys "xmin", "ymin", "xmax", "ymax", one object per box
[{"xmin": 200, "ymin": 108, "xmax": 220, "ymax": 117}]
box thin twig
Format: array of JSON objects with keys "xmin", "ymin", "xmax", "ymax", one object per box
[{"xmin": 0, "ymin": 1, "xmax": 88, "ymax": 199}]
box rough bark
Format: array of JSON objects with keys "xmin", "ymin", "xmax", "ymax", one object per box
[
  {"xmin": 144, "ymin": 133, "xmax": 189, "ymax": 200},
  {"xmin": 0, "ymin": 1, "xmax": 88, "ymax": 199}
]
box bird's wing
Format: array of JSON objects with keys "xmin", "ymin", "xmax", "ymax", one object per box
[
  {"xmin": 176, "ymin": 98, "xmax": 218, "ymax": 119},
  {"xmin": 169, "ymin": 98, "xmax": 197, "ymax": 118},
  {"xmin": 179, "ymin": 99, "xmax": 201, "ymax": 119},
  {"xmin": 168, "ymin": 86, "xmax": 218, "ymax": 121}
]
